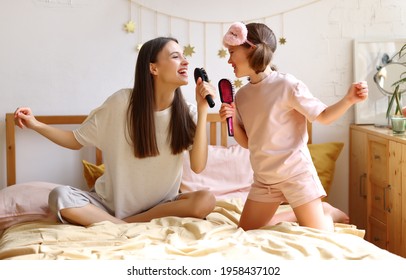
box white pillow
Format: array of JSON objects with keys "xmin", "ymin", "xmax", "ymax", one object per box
[
  {"xmin": 181, "ymin": 145, "xmax": 253, "ymax": 200},
  {"xmin": 0, "ymin": 181, "xmax": 60, "ymax": 230}
]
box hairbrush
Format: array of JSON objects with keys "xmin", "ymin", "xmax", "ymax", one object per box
[
  {"xmin": 218, "ymin": 78, "xmax": 234, "ymax": 136},
  {"xmin": 194, "ymin": 68, "xmax": 215, "ymax": 108}
]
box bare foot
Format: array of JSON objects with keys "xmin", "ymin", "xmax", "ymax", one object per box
[{"xmin": 322, "ymin": 202, "xmax": 349, "ymax": 224}]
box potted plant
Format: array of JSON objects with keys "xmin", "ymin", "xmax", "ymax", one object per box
[{"xmin": 385, "ymin": 43, "xmax": 406, "ymax": 134}]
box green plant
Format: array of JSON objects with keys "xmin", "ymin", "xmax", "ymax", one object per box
[
  {"xmin": 386, "ymin": 84, "xmax": 402, "ymax": 118},
  {"xmin": 386, "ymin": 43, "xmax": 406, "ymax": 119}
]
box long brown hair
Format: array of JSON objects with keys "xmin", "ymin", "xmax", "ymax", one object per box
[
  {"xmin": 127, "ymin": 37, "xmax": 196, "ymax": 158},
  {"xmin": 244, "ymin": 23, "xmax": 278, "ymax": 73}
]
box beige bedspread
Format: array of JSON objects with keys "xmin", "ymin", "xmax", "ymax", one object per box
[{"xmin": 0, "ymin": 199, "xmax": 402, "ymax": 260}]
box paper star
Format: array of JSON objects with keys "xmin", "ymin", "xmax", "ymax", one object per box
[
  {"xmin": 136, "ymin": 43, "xmax": 143, "ymax": 52},
  {"xmin": 279, "ymin": 37, "xmax": 287, "ymax": 45},
  {"xmin": 234, "ymin": 79, "xmax": 243, "ymax": 88},
  {"xmin": 124, "ymin": 20, "xmax": 135, "ymax": 33},
  {"xmin": 183, "ymin": 44, "xmax": 195, "ymax": 57},
  {"xmin": 218, "ymin": 48, "xmax": 227, "ymax": 58}
]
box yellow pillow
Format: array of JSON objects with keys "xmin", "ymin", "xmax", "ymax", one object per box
[
  {"xmin": 82, "ymin": 160, "xmax": 105, "ymax": 188},
  {"xmin": 308, "ymin": 142, "xmax": 344, "ymax": 200}
]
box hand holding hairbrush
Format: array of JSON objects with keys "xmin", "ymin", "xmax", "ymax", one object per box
[
  {"xmin": 194, "ymin": 67, "xmax": 215, "ymax": 108},
  {"xmin": 218, "ymin": 78, "xmax": 234, "ymax": 136}
]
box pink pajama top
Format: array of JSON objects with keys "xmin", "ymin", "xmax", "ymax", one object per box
[{"xmin": 234, "ymin": 71, "xmax": 328, "ymax": 186}]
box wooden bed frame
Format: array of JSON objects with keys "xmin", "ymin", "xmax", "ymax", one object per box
[
  {"xmin": 5, "ymin": 113, "xmax": 311, "ymax": 187},
  {"xmin": 5, "ymin": 113, "xmax": 228, "ymax": 186}
]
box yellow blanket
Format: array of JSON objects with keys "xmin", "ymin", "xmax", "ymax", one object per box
[{"xmin": 0, "ymin": 199, "xmax": 401, "ymax": 260}]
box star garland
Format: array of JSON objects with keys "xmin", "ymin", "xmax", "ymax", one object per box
[
  {"xmin": 126, "ymin": 0, "xmax": 320, "ymax": 54},
  {"xmin": 234, "ymin": 79, "xmax": 243, "ymax": 88},
  {"xmin": 136, "ymin": 43, "xmax": 143, "ymax": 52},
  {"xmin": 217, "ymin": 48, "xmax": 227, "ymax": 58},
  {"xmin": 127, "ymin": 0, "xmax": 326, "ymax": 55},
  {"xmin": 278, "ymin": 14, "xmax": 287, "ymax": 45},
  {"xmin": 183, "ymin": 44, "xmax": 195, "ymax": 57},
  {"xmin": 279, "ymin": 37, "xmax": 287, "ymax": 45},
  {"xmin": 124, "ymin": 20, "xmax": 135, "ymax": 33}
]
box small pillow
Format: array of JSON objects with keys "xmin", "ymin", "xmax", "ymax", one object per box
[
  {"xmin": 181, "ymin": 145, "xmax": 253, "ymax": 200},
  {"xmin": 80, "ymin": 142, "xmax": 343, "ymax": 201},
  {"xmin": 181, "ymin": 142, "xmax": 343, "ymax": 201},
  {"xmin": 308, "ymin": 142, "xmax": 344, "ymax": 199},
  {"xmin": 0, "ymin": 181, "xmax": 60, "ymax": 230},
  {"xmin": 82, "ymin": 160, "xmax": 105, "ymax": 188}
]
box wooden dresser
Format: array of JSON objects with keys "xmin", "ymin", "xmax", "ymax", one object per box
[{"xmin": 349, "ymin": 124, "xmax": 406, "ymax": 257}]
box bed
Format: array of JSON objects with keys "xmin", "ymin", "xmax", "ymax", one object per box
[{"xmin": 0, "ymin": 112, "xmax": 404, "ymax": 260}]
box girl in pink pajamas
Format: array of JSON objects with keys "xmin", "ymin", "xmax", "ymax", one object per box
[{"xmin": 219, "ymin": 22, "xmax": 368, "ymax": 231}]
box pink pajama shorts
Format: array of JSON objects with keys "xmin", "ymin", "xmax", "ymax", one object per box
[{"xmin": 247, "ymin": 171, "xmax": 326, "ymax": 208}]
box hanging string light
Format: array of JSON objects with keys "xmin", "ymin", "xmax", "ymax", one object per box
[
  {"xmin": 124, "ymin": 1, "xmax": 135, "ymax": 33},
  {"xmin": 218, "ymin": 23, "xmax": 228, "ymax": 58},
  {"xmin": 135, "ymin": 3, "xmax": 143, "ymax": 51},
  {"xmin": 183, "ymin": 21, "xmax": 195, "ymax": 57},
  {"xmin": 278, "ymin": 14, "xmax": 287, "ymax": 45},
  {"xmin": 127, "ymin": 0, "xmax": 322, "ymax": 58}
]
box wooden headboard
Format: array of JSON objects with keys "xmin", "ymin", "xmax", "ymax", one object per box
[
  {"xmin": 5, "ymin": 113, "xmax": 311, "ymax": 186},
  {"xmin": 5, "ymin": 113, "xmax": 228, "ymax": 186}
]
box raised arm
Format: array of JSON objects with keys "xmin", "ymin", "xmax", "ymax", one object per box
[
  {"xmin": 316, "ymin": 81, "xmax": 368, "ymax": 125},
  {"xmin": 14, "ymin": 107, "xmax": 83, "ymax": 150},
  {"xmin": 188, "ymin": 78, "xmax": 216, "ymax": 173}
]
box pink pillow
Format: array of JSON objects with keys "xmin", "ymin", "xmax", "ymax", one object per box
[
  {"xmin": 181, "ymin": 145, "xmax": 253, "ymax": 200},
  {"xmin": 0, "ymin": 181, "xmax": 60, "ymax": 230}
]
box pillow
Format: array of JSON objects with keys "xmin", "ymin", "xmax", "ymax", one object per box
[
  {"xmin": 81, "ymin": 142, "xmax": 344, "ymax": 201},
  {"xmin": 81, "ymin": 148, "xmax": 251, "ymax": 200},
  {"xmin": 307, "ymin": 142, "xmax": 344, "ymax": 200},
  {"xmin": 181, "ymin": 142, "xmax": 344, "ymax": 202},
  {"xmin": 0, "ymin": 181, "xmax": 60, "ymax": 230},
  {"xmin": 181, "ymin": 145, "xmax": 253, "ymax": 200},
  {"xmin": 82, "ymin": 160, "xmax": 105, "ymax": 188}
]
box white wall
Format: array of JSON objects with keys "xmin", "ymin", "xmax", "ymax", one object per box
[{"xmin": 1, "ymin": 0, "xmax": 406, "ymax": 213}]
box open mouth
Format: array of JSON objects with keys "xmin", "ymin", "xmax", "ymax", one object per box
[{"xmin": 178, "ymin": 69, "xmax": 188, "ymax": 76}]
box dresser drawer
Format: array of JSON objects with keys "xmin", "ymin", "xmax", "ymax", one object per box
[
  {"xmin": 368, "ymin": 140, "xmax": 388, "ymax": 185},
  {"xmin": 368, "ymin": 216, "xmax": 387, "ymax": 249},
  {"xmin": 370, "ymin": 182, "xmax": 388, "ymax": 223}
]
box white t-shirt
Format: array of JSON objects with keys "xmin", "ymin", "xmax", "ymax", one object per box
[
  {"xmin": 235, "ymin": 71, "xmax": 327, "ymax": 185},
  {"xmin": 73, "ymin": 88, "xmax": 197, "ymax": 219}
]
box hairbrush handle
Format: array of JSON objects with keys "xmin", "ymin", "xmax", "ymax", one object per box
[
  {"xmin": 194, "ymin": 68, "xmax": 215, "ymax": 108},
  {"xmin": 218, "ymin": 78, "xmax": 234, "ymax": 136}
]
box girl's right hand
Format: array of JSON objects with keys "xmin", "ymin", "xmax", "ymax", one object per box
[
  {"xmin": 14, "ymin": 107, "xmax": 38, "ymax": 129},
  {"xmin": 219, "ymin": 102, "xmax": 235, "ymax": 121}
]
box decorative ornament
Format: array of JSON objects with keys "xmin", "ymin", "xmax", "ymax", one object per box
[
  {"xmin": 217, "ymin": 48, "xmax": 227, "ymax": 58},
  {"xmin": 234, "ymin": 79, "xmax": 243, "ymax": 88},
  {"xmin": 124, "ymin": 20, "xmax": 135, "ymax": 33},
  {"xmin": 136, "ymin": 43, "xmax": 143, "ymax": 52},
  {"xmin": 279, "ymin": 37, "xmax": 287, "ymax": 45},
  {"xmin": 183, "ymin": 44, "xmax": 195, "ymax": 57},
  {"xmin": 279, "ymin": 14, "xmax": 286, "ymax": 45}
]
